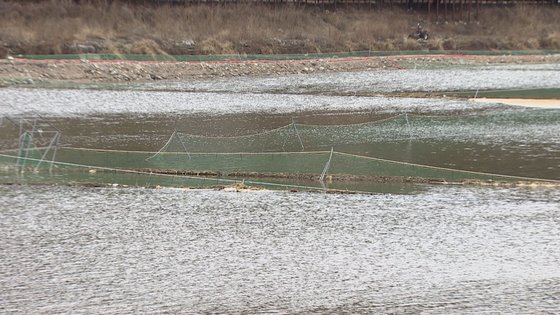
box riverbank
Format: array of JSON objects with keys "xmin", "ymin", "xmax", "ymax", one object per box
[
  {"xmin": 2, "ymin": 1, "xmax": 560, "ymax": 56},
  {"xmin": 1, "ymin": 53, "xmax": 559, "ymax": 85}
]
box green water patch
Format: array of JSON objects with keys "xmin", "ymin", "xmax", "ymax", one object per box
[
  {"xmin": 0, "ymin": 154, "xmax": 427, "ymax": 194},
  {"xmin": 0, "ymin": 146, "xmax": 553, "ymax": 187},
  {"xmin": 2, "ymin": 109, "xmax": 558, "ymax": 182}
]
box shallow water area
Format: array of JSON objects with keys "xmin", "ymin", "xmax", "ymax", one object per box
[
  {"xmin": 1, "ymin": 104, "xmax": 558, "ymax": 180},
  {"xmin": 1, "ymin": 185, "xmax": 559, "ymax": 313}
]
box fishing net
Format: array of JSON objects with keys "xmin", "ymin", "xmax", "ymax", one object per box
[{"xmin": 1, "ymin": 112, "xmax": 558, "ymax": 190}]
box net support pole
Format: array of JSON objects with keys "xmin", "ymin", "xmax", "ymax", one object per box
[
  {"xmin": 292, "ymin": 119, "xmax": 305, "ymax": 152},
  {"xmin": 404, "ymin": 113, "xmax": 412, "ymax": 139},
  {"xmin": 35, "ymin": 131, "xmax": 58, "ymax": 171},
  {"xmin": 18, "ymin": 119, "xmax": 24, "ymax": 148},
  {"xmin": 49, "ymin": 132, "xmax": 60, "ymax": 173},
  {"xmin": 176, "ymin": 134, "xmax": 191, "ymax": 159},
  {"xmin": 319, "ymin": 180, "xmax": 327, "ymax": 192},
  {"xmin": 320, "ymin": 147, "xmax": 334, "ymax": 182},
  {"xmin": 17, "ymin": 131, "xmax": 33, "ymax": 167}
]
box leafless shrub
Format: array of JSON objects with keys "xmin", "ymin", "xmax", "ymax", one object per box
[{"xmin": 0, "ymin": 1, "xmax": 558, "ymax": 55}]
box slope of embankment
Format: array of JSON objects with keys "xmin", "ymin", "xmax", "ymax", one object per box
[{"xmin": 1, "ymin": 0, "xmax": 559, "ymax": 56}]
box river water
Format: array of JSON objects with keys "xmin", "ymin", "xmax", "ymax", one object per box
[
  {"xmin": 1, "ymin": 62, "xmax": 560, "ymax": 313},
  {"xmin": 1, "ymin": 185, "xmax": 559, "ymax": 313},
  {"xmin": 147, "ymin": 63, "xmax": 560, "ymax": 94}
]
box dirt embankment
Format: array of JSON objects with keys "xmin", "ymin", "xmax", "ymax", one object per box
[
  {"xmin": 1, "ymin": 54, "xmax": 559, "ymax": 86},
  {"xmin": 2, "ymin": 1, "xmax": 559, "ymax": 86},
  {"xmin": 1, "ymin": 1, "xmax": 560, "ymax": 57}
]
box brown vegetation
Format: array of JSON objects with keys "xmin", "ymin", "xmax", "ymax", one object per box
[{"xmin": 1, "ymin": 0, "xmax": 559, "ymax": 55}]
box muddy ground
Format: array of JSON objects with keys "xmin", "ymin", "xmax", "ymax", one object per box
[{"xmin": 1, "ymin": 54, "xmax": 559, "ymax": 86}]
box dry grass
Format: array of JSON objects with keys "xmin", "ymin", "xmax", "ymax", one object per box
[{"xmin": 1, "ymin": 0, "xmax": 559, "ymax": 55}]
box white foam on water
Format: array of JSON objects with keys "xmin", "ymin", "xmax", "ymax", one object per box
[{"xmin": 0, "ymin": 88, "xmax": 500, "ymax": 117}]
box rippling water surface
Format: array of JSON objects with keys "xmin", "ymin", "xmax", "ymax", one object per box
[
  {"xmin": 149, "ymin": 64, "xmax": 560, "ymax": 94},
  {"xmin": 0, "ymin": 88, "xmax": 499, "ymax": 117},
  {"xmin": 2, "ymin": 63, "xmax": 560, "ymax": 116},
  {"xmin": 1, "ymin": 62, "xmax": 559, "ymax": 313},
  {"xmin": 1, "ymin": 185, "xmax": 559, "ymax": 313}
]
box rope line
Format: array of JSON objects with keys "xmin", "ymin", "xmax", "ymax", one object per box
[
  {"xmin": 293, "ymin": 114, "xmax": 405, "ymax": 128},
  {"xmin": 171, "ymin": 113, "xmax": 481, "ymax": 138},
  {"xmin": 177, "ymin": 123, "xmax": 294, "ymax": 139},
  {"xmin": 56, "ymin": 147, "xmax": 331, "ymax": 155},
  {"xmin": 333, "ymin": 151, "xmax": 560, "ymax": 183},
  {"xmin": 168, "ymin": 113, "xmax": 438, "ymax": 138}
]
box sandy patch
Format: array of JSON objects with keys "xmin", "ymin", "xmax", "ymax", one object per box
[{"xmin": 470, "ymin": 98, "xmax": 560, "ymax": 108}]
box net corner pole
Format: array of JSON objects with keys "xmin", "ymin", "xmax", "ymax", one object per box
[
  {"xmin": 34, "ymin": 130, "xmax": 59, "ymax": 172},
  {"xmin": 49, "ymin": 132, "xmax": 61, "ymax": 173},
  {"xmin": 404, "ymin": 112, "xmax": 413, "ymax": 139},
  {"xmin": 319, "ymin": 147, "xmax": 334, "ymax": 182},
  {"xmin": 292, "ymin": 120, "xmax": 305, "ymax": 152},
  {"xmin": 17, "ymin": 131, "xmax": 33, "ymax": 167},
  {"xmin": 176, "ymin": 132, "xmax": 192, "ymax": 159}
]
